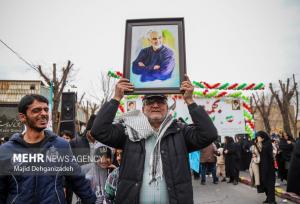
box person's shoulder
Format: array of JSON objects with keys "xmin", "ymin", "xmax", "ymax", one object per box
[
  {"xmin": 0, "ymin": 134, "xmax": 21, "ymax": 150},
  {"xmin": 0, "ymin": 140, "xmax": 13, "ymax": 151},
  {"xmin": 161, "ymin": 45, "xmax": 174, "ymax": 53},
  {"xmin": 174, "ymin": 120, "xmax": 187, "ymax": 129},
  {"xmin": 141, "ymin": 46, "xmax": 151, "ymax": 52}
]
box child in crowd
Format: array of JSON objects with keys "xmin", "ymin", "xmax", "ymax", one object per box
[
  {"xmin": 216, "ymin": 144, "xmax": 226, "ymax": 182},
  {"xmin": 104, "ymin": 149, "xmax": 123, "ymax": 204},
  {"xmin": 81, "ymin": 146, "xmax": 114, "ymax": 204}
]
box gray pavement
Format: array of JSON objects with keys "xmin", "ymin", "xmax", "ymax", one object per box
[{"xmin": 192, "ymin": 177, "xmax": 295, "ymax": 204}]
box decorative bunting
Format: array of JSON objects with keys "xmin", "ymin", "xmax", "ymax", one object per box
[
  {"xmin": 193, "ymin": 81, "xmax": 265, "ymax": 90},
  {"xmin": 108, "ymin": 70, "xmax": 122, "ymax": 79},
  {"xmin": 193, "ymin": 91, "xmax": 243, "ymax": 98}
]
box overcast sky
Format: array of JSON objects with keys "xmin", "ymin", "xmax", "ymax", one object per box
[{"xmin": 1, "ymin": 0, "xmax": 300, "ymax": 99}]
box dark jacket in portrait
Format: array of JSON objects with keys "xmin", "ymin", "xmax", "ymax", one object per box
[
  {"xmin": 91, "ymin": 99, "xmax": 218, "ymax": 204},
  {"xmin": 132, "ymin": 45, "xmax": 175, "ymax": 82}
]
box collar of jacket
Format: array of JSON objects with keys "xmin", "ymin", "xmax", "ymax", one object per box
[{"xmin": 9, "ymin": 130, "xmax": 58, "ymax": 151}]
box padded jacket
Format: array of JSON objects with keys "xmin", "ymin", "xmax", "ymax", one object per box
[{"xmin": 0, "ymin": 130, "xmax": 96, "ymax": 204}]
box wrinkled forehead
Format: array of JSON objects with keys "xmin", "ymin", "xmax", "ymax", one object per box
[{"xmin": 150, "ymin": 31, "xmax": 162, "ymax": 38}]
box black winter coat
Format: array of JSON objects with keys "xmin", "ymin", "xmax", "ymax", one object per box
[
  {"xmin": 70, "ymin": 135, "xmax": 90, "ymax": 166},
  {"xmin": 224, "ymin": 142, "xmax": 239, "ymax": 178},
  {"xmin": 91, "ymin": 99, "xmax": 218, "ymax": 204},
  {"xmin": 258, "ymin": 139, "xmax": 275, "ymax": 194},
  {"xmin": 279, "ymin": 138, "xmax": 294, "ymax": 161},
  {"xmin": 287, "ymin": 139, "xmax": 300, "ymax": 196}
]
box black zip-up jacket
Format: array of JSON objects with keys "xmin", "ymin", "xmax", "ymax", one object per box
[{"xmin": 91, "ymin": 99, "xmax": 218, "ymax": 204}]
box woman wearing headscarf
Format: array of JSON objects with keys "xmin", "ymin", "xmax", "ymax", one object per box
[
  {"xmin": 224, "ymin": 136, "xmax": 239, "ymax": 185},
  {"xmin": 287, "ymin": 136, "xmax": 300, "ymax": 196},
  {"xmin": 256, "ymin": 131, "xmax": 276, "ymax": 204},
  {"xmin": 278, "ymin": 132, "xmax": 294, "ymax": 183},
  {"xmin": 249, "ymin": 137, "xmax": 261, "ymax": 187}
]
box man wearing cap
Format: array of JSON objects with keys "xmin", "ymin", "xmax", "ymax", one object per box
[{"xmin": 91, "ymin": 75, "xmax": 218, "ymax": 204}]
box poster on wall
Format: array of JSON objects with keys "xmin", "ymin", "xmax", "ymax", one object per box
[{"xmin": 0, "ymin": 104, "xmax": 23, "ymax": 138}]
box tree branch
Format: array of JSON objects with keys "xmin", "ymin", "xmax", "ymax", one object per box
[{"xmin": 37, "ymin": 65, "xmax": 51, "ymax": 85}]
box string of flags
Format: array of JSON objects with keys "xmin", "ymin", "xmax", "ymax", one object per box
[{"xmin": 193, "ymin": 81, "xmax": 265, "ymax": 90}]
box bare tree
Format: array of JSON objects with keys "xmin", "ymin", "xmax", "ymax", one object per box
[
  {"xmin": 252, "ymin": 92, "xmax": 275, "ymax": 134},
  {"xmin": 38, "ymin": 61, "xmax": 74, "ymax": 134},
  {"xmin": 269, "ymin": 74, "xmax": 298, "ymax": 136},
  {"xmin": 288, "ymin": 75, "xmax": 299, "ymax": 137},
  {"xmin": 78, "ymin": 93, "xmax": 90, "ymax": 124},
  {"xmin": 78, "ymin": 92, "xmax": 86, "ymax": 105},
  {"xmin": 89, "ymin": 103, "xmax": 99, "ymax": 115},
  {"xmin": 90, "ymin": 71, "xmax": 116, "ymax": 107},
  {"xmin": 249, "ymin": 96, "xmax": 257, "ymax": 115},
  {"xmin": 79, "ymin": 93, "xmax": 100, "ymax": 123}
]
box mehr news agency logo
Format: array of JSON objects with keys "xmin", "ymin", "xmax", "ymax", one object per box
[{"xmin": 10, "ymin": 146, "xmax": 78, "ymax": 173}]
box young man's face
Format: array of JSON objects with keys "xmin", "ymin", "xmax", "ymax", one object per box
[
  {"xmin": 142, "ymin": 97, "xmax": 168, "ymax": 125},
  {"xmin": 19, "ymin": 100, "xmax": 49, "ymax": 132}
]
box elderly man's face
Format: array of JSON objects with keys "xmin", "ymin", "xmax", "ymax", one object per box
[
  {"xmin": 149, "ymin": 32, "xmax": 162, "ymax": 49},
  {"xmin": 142, "ymin": 98, "xmax": 168, "ymax": 125}
]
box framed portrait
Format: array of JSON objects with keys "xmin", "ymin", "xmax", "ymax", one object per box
[
  {"xmin": 126, "ymin": 101, "xmax": 136, "ymax": 112},
  {"xmin": 123, "ymin": 18, "xmax": 186, "ymax": 94},
  {"xmin": 232, "ymin": 99, "xmax": 241, "ymax": 110}
]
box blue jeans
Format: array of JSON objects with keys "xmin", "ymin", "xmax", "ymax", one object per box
[{"xmin": 201, "ymin": 162, "xmax": 218, "ymax": 182}]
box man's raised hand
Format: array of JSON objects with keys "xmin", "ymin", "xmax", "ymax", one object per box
[
  {"xmin": 113, "ymin": 78, "xmax": 134, "ymax": 101},
  {"xmin": 180, "ymin": 75, "xmax": 195, "ymax": 105}
]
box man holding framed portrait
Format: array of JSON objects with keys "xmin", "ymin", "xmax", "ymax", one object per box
[{"xmin": 91, "ymin": 74, "xmax": 218, "ymax": 203}]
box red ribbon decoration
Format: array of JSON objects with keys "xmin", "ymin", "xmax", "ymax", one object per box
[
  {"xmin": 227, "ymin": 83, "xmax": 238, "ymax": 90},
  {"xmin": 116, "ymin": 71, "xmax": 123, "ymax": 77},
  {"xmin": 203, "ymin": 82, "xmax": 212, "ymax": 89},
  {"xmin": 245, "ymin": 83, "xmax": 255, "ymax": 90},
  {"xmin": 243, "ymin": 102, "xmax": 252, "ymax": 113},
  {"xmin": 119, "ymin": 105, "xmax": 125, "ymax": 113},
  {"xmin": 211, "ymin": 83, "xmax": 221, "ymax": 89},
  {"xmin": 216, "ymin": 91, "xmax": 227, "ymax": 98},
  {"xmin": 203, "ymin": 89, "xmax": 209, "ymax": 95}
]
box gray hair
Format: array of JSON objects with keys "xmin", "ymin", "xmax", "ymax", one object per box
[{"xmin": 146, "ymin": 29, "xmax": 163, "ymax": 40}]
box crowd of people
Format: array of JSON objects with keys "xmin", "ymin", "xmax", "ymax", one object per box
[
  {"xmin": 0, "ymin": 75, "xmax": 299, "ymax": 204},
  {"xmin": 191, "ymin": 130, "xmax": 300, "ymax": 204}
]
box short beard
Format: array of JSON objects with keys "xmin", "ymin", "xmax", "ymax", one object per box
[
  {"xmin": 148, "ymin": 116, "xmax": 166, "ymax": 126},
  {"xmin": 26, "ymin": 117, "xmax": 46, "ymax": 132}
]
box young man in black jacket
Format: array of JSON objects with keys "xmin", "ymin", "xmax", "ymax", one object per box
[{"xmin": 91, "ymin": 75, "xmax": 218, "ymax": 204}]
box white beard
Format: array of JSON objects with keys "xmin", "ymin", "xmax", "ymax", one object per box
[{"xmin": 153, "ymin": 44, "xmax": 162, "ymax": 50}]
